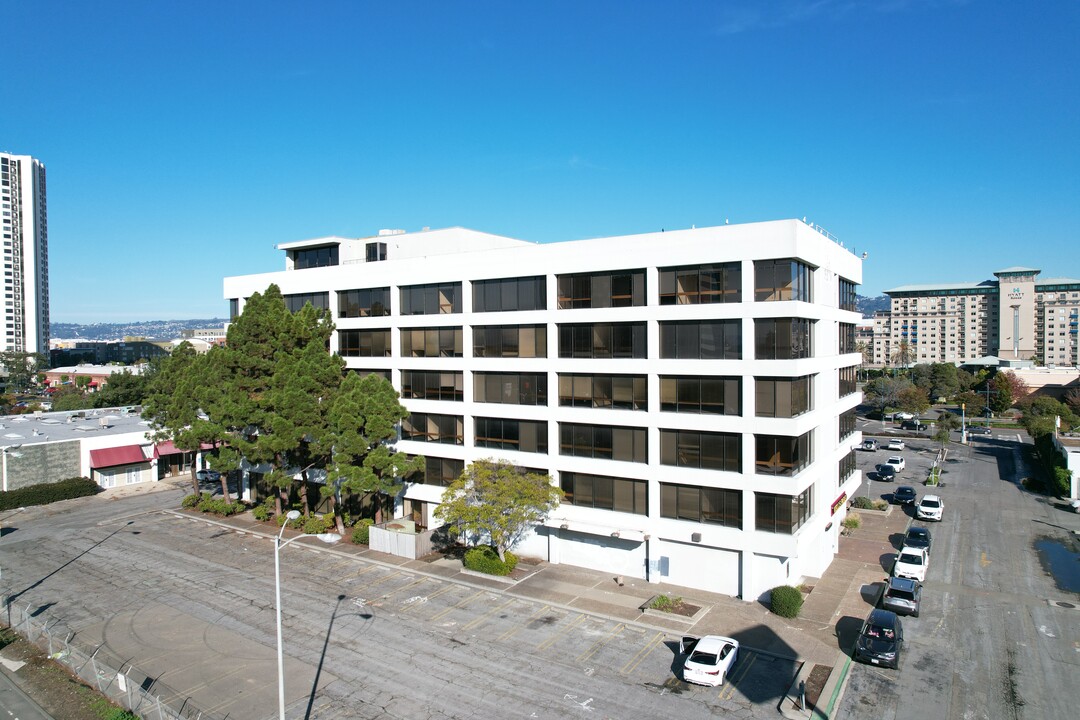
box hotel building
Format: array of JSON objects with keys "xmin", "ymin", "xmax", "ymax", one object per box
[
  {"xmin": 224, "ymin": 220, "xmax": 864, "ymax": 600},
  {"xmin": 873, "ymin": 268, "xmax": 1080, "ymax": 367},
  {"xmin": 0, "ymin": 152, "xmax": 49, "ymax": 355}
]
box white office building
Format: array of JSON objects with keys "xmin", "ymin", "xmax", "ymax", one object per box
[
  {"xmin": 224, "ymin": 219, "xmax": 864, "ymax": 600},
  {"xmin": 0, "ymin": 152, "xmax": 49, "ymax": 355}
]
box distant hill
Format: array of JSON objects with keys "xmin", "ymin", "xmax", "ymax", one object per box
[
  {"xmin": 857, "ymin": 295, "xmax": 889, "ymax": 317},
  {"xmin": 51, "ymin": 319, "xmax": 228, "ymax": 342}
]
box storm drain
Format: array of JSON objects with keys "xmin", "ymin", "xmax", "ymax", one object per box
[{"xmin": 1046, "ymin": 599, "xmax": 1076, "ymax": 610}]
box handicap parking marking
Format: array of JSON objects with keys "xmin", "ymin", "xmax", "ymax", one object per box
[
  {"xmin": 620, "ymin": 631, "xmax": 666, "ymax": 675},
  {"xmin": 536, "ymin": 613, "xmax": 588, "ymax": 652},
  {"xmin": 400, "ymin": 581, "xmax": 457, "ymax": 613}
]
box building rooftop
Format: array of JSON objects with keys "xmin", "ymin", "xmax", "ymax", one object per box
[
  {"xmin": 0, "ymin": 407, "xmax": 151, "ymax": 449},
  {"xmin": 884, "ymin": 280, "xmax": 997, "ymax": 294},
  {"xmin": 994, "ymin": 266, "xmax": 1041, "ymax": 275}
]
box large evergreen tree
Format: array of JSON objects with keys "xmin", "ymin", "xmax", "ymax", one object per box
[{"xmin": 322, "ymin": 372, "xmax": 422, "ymax": 534}]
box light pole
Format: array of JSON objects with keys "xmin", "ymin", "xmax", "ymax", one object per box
[{"xmin": 275, "ymin": 510, "xmax": 341, "ymax": 720}]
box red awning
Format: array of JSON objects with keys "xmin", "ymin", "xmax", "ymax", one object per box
[
  {"xmin": 154, "ymin": 441, "xmax": 217, "ymax": 458},
  {"xmin": 90, "ymin": 445, "xmax": 148, "ymax": 469}
]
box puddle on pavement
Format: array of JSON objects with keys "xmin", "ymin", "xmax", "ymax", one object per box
[{"xmin": 1034, "ymin": 537, "xmax": 1080, "ymax": 594}]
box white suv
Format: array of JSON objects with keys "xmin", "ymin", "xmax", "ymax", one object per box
[
  {"xmin": 886, "ymin": 456, "xmax": 906, "ymax": 473},
  {"xmin": 917, "ymin": 495, "xmax": 944, "ymax": 521},
  {"xmin": 893, "ymin": 546, "xmax": 929, "ymax": 583}
]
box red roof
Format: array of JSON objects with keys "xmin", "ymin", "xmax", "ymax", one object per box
[
  {"xmin": 90, "ymin": 445, "xmax": 148, "ymax": 469},
  {"xmin": 154, "ymin": 440, "xmax": 217, "ymax": 457}
]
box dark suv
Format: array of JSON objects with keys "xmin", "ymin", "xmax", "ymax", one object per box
[
  {"xmin": 880, "ymin": 576, "xmax": 921, "ymax": 617},
  {"xmin": 900, "ymin": 420, "xmax": 925, "ymax": 431},
  {"xmin": 893, "ymin": 486, "xmax": 917, "ymax": 505},
  {"xmin": 854, "ymin": 609, "xmax": 905, "ymax": 669}
]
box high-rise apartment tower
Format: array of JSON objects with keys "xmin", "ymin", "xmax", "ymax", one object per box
[{"xmin": 0, "ymin": 152, "xmax": 49, "ymax": 355}]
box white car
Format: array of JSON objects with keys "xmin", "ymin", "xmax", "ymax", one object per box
[
  {"xmin": 680, "ymin": 635, "xmax": 740, "ymax": 687},
  {"xmin": 886, "ymin": 456, "xmax": 906, "ymax": 473},
  {"xmin": 887, "ymin": 439, "xmax": 905, "ymax": 451},
  {"xmin": 893, "ymin": 546, "xmax": 929, "ymax": 583},
  {"xmin": 917, "ymin": 495, "xmax": 944, "ymax": 521},
  {"xmin": 892, "ymin": 412, "xmax": 914, "ymax": 421}
]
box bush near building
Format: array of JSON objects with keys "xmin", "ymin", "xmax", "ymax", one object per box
[
  {"xmin": 770, "ymin": 585, "xmax": 804, "ymax": 618},
  {"xmin": 0, "ymin": 477, "xmax": 100, "ymax": 511},
  {"xmin": 463, "ymin": 545, "xmax": 518, "ymax": 576}
]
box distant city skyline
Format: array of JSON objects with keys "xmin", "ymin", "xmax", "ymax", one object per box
[{"xmin": 6, "ymin": 1, "xmax": 1078, "ymax": 322}]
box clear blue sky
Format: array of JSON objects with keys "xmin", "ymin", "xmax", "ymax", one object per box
[{"xmin": 5, "ymin": 0, "xmax": 1078, "ymax": 322}]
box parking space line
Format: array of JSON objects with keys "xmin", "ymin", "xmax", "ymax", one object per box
[
  {"xmin": 378, "ymin": 576, "xmax": 431, "ymax": 600},
  {"xmin": 461, "ymin": 598, "xmax": 517, "ymax": 632},
  {"xmin": 536, "ymin": 613, "xmax": 587, "ymax": 652},
  {"xmin": 399, "ymin": 582, "xmax": 456, "ymax": 613},
  {"xmin": 577, "ymin": 623, "xmax": 625, "ymax": 663},
  {"xmin": 429, "ymin": 590, "xmax": 487, "ymax": 622},
  {"xmin": 720, "ymin": 651, "xmax": 757, "ymax": 700},
  {"xmin": 498, "ymin": 604, "xmax": 551, "ymax": 642},
  {"xmin": 361, "ymin": 569, "xmax": 406, "ymax": 589},
  {"xmin": 620, "ymin": 631, "xmax": 665, "ymax": 675}
]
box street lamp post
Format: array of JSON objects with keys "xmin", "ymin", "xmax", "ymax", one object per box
[{"xmin": 274, "ymin": 510, "xmax": 341, "ymax": 720}]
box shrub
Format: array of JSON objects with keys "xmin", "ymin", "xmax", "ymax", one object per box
[
  {"xmin": 871, "ymin": 499, "xmax": 889, "ymax": 511},
  {"xmin": 842, "ymin": 513, "xmax": 861, "ymax": 531},
  {"xmin": 770, "ymin": 585, "xmax": 804, "ymax": 618},
  {"xmin": 850, "ymin": 496, "xmax": 875, "ymax": 510},
  {"xmin": 1053, "ymin": 467, "xmax": 1072, "ymax": 497},
  {"xmin": 181, "ymin": 492, "xmax": 202, "ymax": 509},
  {"xmin": 303, "ymin": 514, "xmax": 334, "ymax": 535},
  {"xmin": 276, "ymin": 510, "xmax": 305, "ymax": 529},
  {"xmin": 252, "ymin": 501, "xmax": 273, "ymax": 521},
  {"xmin": 0, "ymin": 477, "xmax": 102, "ymax": 511},
  {"xmin": 463, "ymin": 545, "xmax": 518, "ymax": 576},
  {"xmin": 351, "ymin": 518, "xmax": 375, "ymax": 544},
  {"xmin": 649, "ymin": 594, "xmax": 682, "ymax": 611}
]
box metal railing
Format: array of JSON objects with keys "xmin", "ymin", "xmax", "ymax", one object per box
[{"xmin": 2, "ymin": 596, "xmax": 219, "ymax": 720}]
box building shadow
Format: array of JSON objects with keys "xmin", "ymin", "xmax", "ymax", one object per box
[{"xmin": 662, "ymin": 624, "xmax": 801, "ymax": 706}]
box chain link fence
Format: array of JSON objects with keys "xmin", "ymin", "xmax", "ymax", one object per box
[{"xmin": 2, "ymin": 595, "xmax": 219, "ymax": 720}]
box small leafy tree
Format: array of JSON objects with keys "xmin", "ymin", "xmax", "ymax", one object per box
[
  {"xmin": 989, "ymin": 371, "xmax": 1029, "ymax": 413},
  {"xmin": 933, "ymin": 411, "xmax": 961, "ymax": 451},
  {"xmin": 435, "ymin": 459, "xmax": 563, "ymax": 562},
  {"xmin": 863, "ymin": 376, "xmax": 912, "ymax": 417}
]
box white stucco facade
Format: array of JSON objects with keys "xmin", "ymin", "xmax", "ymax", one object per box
[{"xmin": 224, "ymin": 220, "xmax": 864, "ymax": 600}]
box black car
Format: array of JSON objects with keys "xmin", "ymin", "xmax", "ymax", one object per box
[
  {"xmin": 893, "ymin": 486, "xmax": 917, "ymax": 505},
  {"xmin": 880, "ymin": 576, "xmax": 921, "ymax": 617},
  {"xmin": 900, "ymin": 420, "xmax": 925, "ymax": 431},
  {"xmin": 904, "ymin": 526, "xmax": 932, "ymax": 554},
  {"xmin": 854, "ymin": 608, "xmax": 904, "ymax": 669},
  {"xmin": 877, "ymin": 464, "xmax": 897, "ymax": 481},
  {"xmin": 969, "ymin": 426, "xmax": 992, "ymax": 436}
]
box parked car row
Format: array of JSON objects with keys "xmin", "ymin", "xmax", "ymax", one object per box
[{"xmin": 855, "ymin": 498, "xmax": 943, "ymax": 670}]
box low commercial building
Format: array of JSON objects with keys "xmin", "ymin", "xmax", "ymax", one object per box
[
  {"xmin": 223, "ymin": 219, "xmax": 864, "ymax": 600},
  {"xmin": 0, "ymin": 408, "xmax": 208, "ymax": 491}
]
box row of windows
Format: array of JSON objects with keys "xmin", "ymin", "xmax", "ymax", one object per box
[
  {"xmin": 558, "ymin": 270, "xmax": 646, "ymax": 309},
  {"xmin": 397, "ymin": 370, "xmax": 820, "ymax": 419},
  {"xmin": 277, "ymin": 256, "xmax": 843, "ymax": 315},
  {"xmin": 399, "ymin": 416, "xmax": 812, "ymax": 477}
]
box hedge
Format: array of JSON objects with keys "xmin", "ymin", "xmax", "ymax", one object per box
[
  {"xmin": 463, "ymin": 545, "xmax": 518, "ymax": 576},
  {"xmin": 0, "ymin": 477, "xmax": 101, "ymax": 510},
  {"xmin": 770, "ymin": 585, "xmax": 804, "ymax": 618}
]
